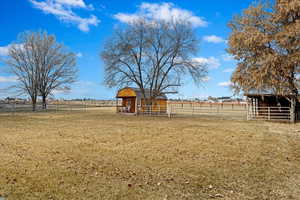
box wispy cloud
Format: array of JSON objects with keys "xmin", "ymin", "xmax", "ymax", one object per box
[
  {"xmin": 55, "ymin": 0, "xmax": 93, "ymax": 9},
  {"xmin": 218, "ymin": 81, "xmax": 232, "ymax": 87},
  {"xmin": 76, "ymin": 52, "xmax": 83, "ymax": 58},
  {"xmin": 222, "ymin": 68, "xmax": 234, "ymax": 73},
  {"xmin": 29, "ymin": 0, "xmax": 100, "ymax": 32},
  {"xmin": 203, "ymin": 35, "xmax": 226, "ymax": 43},
  {"xmin": 193, "ymin": 57, "xmax": 220, "ymax": 69},
  {"xmin": 201, "ymin": 76, "xmax": 211, "ymax": 82},
  {"xmin": 0, "ymin": 76, "xmax": 18, "ymax": 83},
  {"xmin": 0, "ymin": 44, "xmax": 24, "ymax": 56},
  {"xmin": 114, "ymin": 2, "xmax": 208, "ymax": 27},
  {"xmin": 0, "ymin": 45, "xmax": 11, "ymax": 56},
  {"xmin": 221, "ymin": 53, "xmax": 235, "ymax": 61}
]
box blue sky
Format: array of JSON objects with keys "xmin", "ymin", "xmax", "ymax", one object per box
[{"xmin": 0, "ymin": 0, "xmax": 254, "ymax": 99}]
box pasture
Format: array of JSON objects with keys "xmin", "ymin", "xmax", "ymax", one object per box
[{"xmin": 0, "ymin": 108, "xmax": 300, "ymax": 200}]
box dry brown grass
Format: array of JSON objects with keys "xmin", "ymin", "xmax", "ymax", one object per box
[{"xmin": 0, "ymin": 108, "xmax": 300, "ymax": 200}]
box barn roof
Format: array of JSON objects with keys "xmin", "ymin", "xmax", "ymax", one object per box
[
  {"xmin": 244, "ymin": 89, "xmax": 297, "ymax": 97},
  {"xmin": 117, "ymin": 87, "xmax": 167, "ymax": 99},
  {"xmin": 245, "ymin": 93, "xmax": 297, "ymax": 97}
]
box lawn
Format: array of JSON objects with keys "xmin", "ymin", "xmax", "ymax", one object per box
[{"xmin": 0, "ymin": 108, "xmax": 300, "ymax": 200}]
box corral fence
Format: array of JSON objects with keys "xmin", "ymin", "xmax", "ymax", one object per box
[
  {"xmin": 0, "ymin": 100, "xmax": 295, "ymax": 122},
  {"xmin": 136, "ymin": 102, "xmax": 248, "ymax": 120},
  {"xmin": 0, "ymin": 100, "xmax": 118, "ymax": 113},
  {"xmin": 247, "ymin": 106, "xmax": 291, "ymax": 121},
  {"xmin": 137, "ymin": 102, "xmax": 294, "ymax": 122},
  {"xmin": 137, "ymin": 104, "xmax": 168, "ymax": 116},
  {"xmin": 168, "ymin": 102, "xmax": 247, "ymax": 120}
]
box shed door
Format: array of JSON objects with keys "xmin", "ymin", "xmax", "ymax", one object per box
[{"xmin": 123, "ymin": 97, "xmax": 136, "ymax": 113}]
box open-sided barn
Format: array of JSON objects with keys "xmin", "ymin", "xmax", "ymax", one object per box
[{"xmin": 245, "ymin": 93, "xmax": 300, "ymax": 122}]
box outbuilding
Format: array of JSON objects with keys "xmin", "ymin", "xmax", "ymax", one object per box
[
  {"xmin": 116, "ymin": 87, "xmax": 167, "ymax": 114},
  {"xmin": 245, "ymin": 92, "xmax": 300, "ymax": 122}
]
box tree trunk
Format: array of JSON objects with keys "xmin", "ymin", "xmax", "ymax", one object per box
[
  {"xmin": 32, "ymin": 99, "xmax": 37, "ymax": 112},
  {"xmin": 290, "ymin": 96, "xmax": 296, "ymax": 123},
  {"xmin": 42, "ymin": 95, "xmax": 47, "ymax": 110}
]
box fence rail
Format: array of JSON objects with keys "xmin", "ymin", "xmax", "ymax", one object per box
[
  {"xmin": 247, "ymin": 106, "xmax": 291, "ymax": 121},
  {"xmin": 136, "ymin": 103, "xmax": 292, "ymax": 122},
  {"xmin": 1, "ymin": 101, "xmax": 294, "ymax": 122},
  {"xmin": 0, "ymin": 101, "xmax": 117, "ymax": 113},
  {"xmin": 138, "ymin": 105, "xmax": 168, "ymax": 116},
  {"xmin": 168, "ymin": 103, "xmax": 247, "ymax": 120}
]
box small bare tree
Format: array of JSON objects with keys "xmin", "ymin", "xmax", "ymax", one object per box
[
  {"xmin": 4, "ymin": 31, "xmax": 77, "ymax": 111},
  {"xmin": 101, "ymin": 19, "xmax": 207, "ymax": 102}
]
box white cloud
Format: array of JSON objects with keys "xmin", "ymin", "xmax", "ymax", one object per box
[
  {"xmin": 218, "ymin": 81, "xmax": 233, "ymax": 87},
  {"xmin": 0, "ymin": 45, "xmax": 10, "ymax": 56},
  {"xmin": 0, "ymin": 76, "xmax": 18, "ymax": 83},
  {"xmin": 222, "ymin": 68, "xmax": 234, "ymax": 73},
  {"xmin": 29, "ymin": 0, "xmax": 100, "ymax": 32},
  {"xmin": 74, "ymin": 80, "xmax": 96, "ymax": 87},
  {"xmin": 193, "ymin": 57, "xmax": 220, "ymax": 69},
  {"xmin": 221, "ymin": 53, "xmax": 234, "ymax": 61},
  {"xmin": 201, "ymin": 76, "xmax": 211, "ymax": 82},
  {"xmin": 114, "ymin": 2, "xmax": 208, "ymax": 27},
  {"xmin": 203, "ymin": 35, "xmax": 226, "ymax": 43},
  {"xmin": 114, "ymin": 13, "xmax": 141, "ymax": 24},
  {"xmin": 0, "ymin": 43, "xmax": 24, "ymax": 56},
  {"xmin": 76, "ymin": 52, "xmax": 82, "ymax": 58},
  {"xmin": 55, "ymin": 0, "xmax": 93, "ymax": 9}
]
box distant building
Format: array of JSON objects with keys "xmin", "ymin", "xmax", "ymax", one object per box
[{"xmin": 4, "ymin": 97, "xmax": 27, "ymax": 104}]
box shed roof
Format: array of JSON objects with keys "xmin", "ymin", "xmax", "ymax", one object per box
[
  {"xmin": 244, "ymin": 93, "xmax": 297, "ymax": 97},
  {"xmin": 116, "ymin": 87, "xmax": 167, "ymax": 99},
  {"xmin": 244, "ymin": 89, "xmax": 297, "ymax": 98}
]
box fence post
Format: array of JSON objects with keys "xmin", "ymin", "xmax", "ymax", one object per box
[
  {"xmin": 168, "ymin": 104, "xmax": 172, "ymax": 118},
  {"xmin": 290, "ymin": 98, "xmax": 296, "ymax": 123},
  {"xmin": 192, "ymin": 103, "xmax": 194, "ymax": 115},
  {"xmin": 268, "ymin": 107, "xmax": 271, "ymax": 120},
  {"xmin": 290, "ymin": 107, "xmax": 295, "ymax": 123},
  {"xmin": 13, "ymin": 101, "xmax": 16, "ymax": 115},
  {"xmin": 246, "ymin": 102, "xmax": 249, "ymax": 120}
]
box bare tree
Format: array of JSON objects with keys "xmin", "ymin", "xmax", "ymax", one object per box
[
  {"xmin": 4, "ymin": 31, "xmax": 77, "ymax": 111},
  {"xmin": 101, "ymin": 19, "xmax": 207, "ymax": 102},
  {"xmin": 35, "ymin": 32, "xmax": 77, "ymax": 109}
]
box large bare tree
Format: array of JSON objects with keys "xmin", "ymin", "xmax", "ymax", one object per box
[
  {"xmin": 4, "ymin": 31, "xmax": 77, "ymax": 110},
  {"xmin": 101, "ymin": 19, "xmax": 207, "ymax": 101},
  {"xmin": 227, "ymin": 0, "xmax": 300, "ymax": 120}
]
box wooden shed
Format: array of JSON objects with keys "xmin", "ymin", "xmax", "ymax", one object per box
[
  {"xmin": 116, "ymin": 87, "xmax": 167, "ymax": 114},
  {"xmin": 245, "ymin": 93, "xmax": 300, "ymax": 122}
]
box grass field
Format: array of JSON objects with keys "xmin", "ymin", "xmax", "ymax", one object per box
[{"xmin": 0, "ymin": 108, "xmax": 300, "ymax": 200}]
